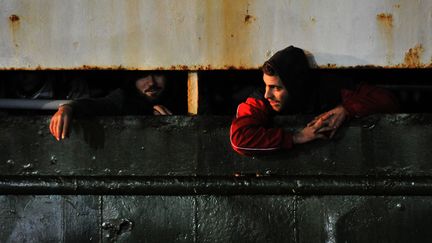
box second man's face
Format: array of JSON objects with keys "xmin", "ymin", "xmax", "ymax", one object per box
[
  {"xmin": 135, "ymin": 74, "xmax": 166, "ymax": 101},
  {"xmin": 263, "ymin": 73, "xmax": 289, "ymax": 112}
]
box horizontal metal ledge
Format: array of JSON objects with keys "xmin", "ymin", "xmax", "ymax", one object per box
[{"xmin": 1, "ymin": 176, "xmax": 432, "ymax": 196}]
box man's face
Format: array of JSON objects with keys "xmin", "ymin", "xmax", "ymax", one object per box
[
  {"xmin": 263, "ymin": 73, "xmax": 289, "ymax": 112},
  {"xmin": 135, "ymin": 74, "xmax": 166, "ymax": 101}
]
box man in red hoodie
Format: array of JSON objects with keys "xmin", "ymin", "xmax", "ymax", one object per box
[{"xmin": 230, "ymin": 46, "xmax": 399, "ymax": 155}]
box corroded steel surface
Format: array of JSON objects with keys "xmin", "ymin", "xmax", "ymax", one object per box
[
  {"xmin": 2, "ymin": 176, "xmax": 432, "ymax": 195},
  {"xmin": 2, "ymin": 115, "xmax": 432, "ymax": 242},
  {"xmin": 2, "ymin": 195, "xmax": 432, "ymax": 242},
  {"xmin": 1, "ymin": 114, "xmax": 432, "ymax": 177},
  {"xmin": 1, "ymin": 0, "xmax": 431, "ymax": 70}
]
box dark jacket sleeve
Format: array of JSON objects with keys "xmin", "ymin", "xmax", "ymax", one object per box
[
  {"xmin": 230, "ymin": 98, "xmax": 293, "ymax": 156},
  {"xmin": 341, "ymin": 83, "xmax": 400, "ymax": 118},
  {"xmin": 67, "ymin": 88, "xmax": 125, "ymax": 117}
]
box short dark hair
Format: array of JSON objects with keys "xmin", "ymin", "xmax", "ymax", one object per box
[{"xmin": 262, "ymin": 62, "xmax": 277, "ymax": 76}]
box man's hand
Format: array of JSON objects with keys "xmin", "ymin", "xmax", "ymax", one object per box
[
  {"xmin": 153, "ymin": 105, "xmax": 172, "ymax": 116},
  {"xmin": 49, "ymin": 105, "xmax": 73, "ymax": 141},
  {"xmin": 307, "ymin": 105, "xmax": 348, "ymax": 138},
  {"xmin": 293, "ymin": 118, "xmax": 327, "ymax": 144}
]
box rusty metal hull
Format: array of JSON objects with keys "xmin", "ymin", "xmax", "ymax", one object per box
[{"xmin": 1, "ymin": 0, "xmax": 431, "ymax": 70}]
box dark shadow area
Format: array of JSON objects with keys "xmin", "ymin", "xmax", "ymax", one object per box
[
  {"xmin": 73, "ymin": 119, "xmax": 105, "ymax": 150},
  {"xmin": 315, "ymin": 68, "xmax": 432, "ymax": 113},
  {"xmin": 336, "ymin": 198, "xmax": 432, "ymax": 243},
  {"xmin": 1, "ymin": 68, "xmax": 431, "ymax": 116},
  {"xmin": 198, "ymin": 70, "xmax": 263, "ymax": 115},
  {"xmin": 0, "ymin": 70, "xmax": 188, "ymax": 115},
  {"xmin": 199, "ymin": 68, "xmax": 432, "ymax": 115}
]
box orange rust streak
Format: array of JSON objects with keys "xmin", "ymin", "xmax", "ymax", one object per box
[
  {"xmin": 376, "ymin": 13, "xmax": 393, "ymax": 28},
  {"xmin": 403, "ymin": 44, "xmax": 424, "ymax": 68},
  {"xmin": 9, "ymin": 14, "xmax": 21, "ymax": 48},
  {"xmin": 376, "ymin": 13, "xmax": 394, "ymax": 64}
]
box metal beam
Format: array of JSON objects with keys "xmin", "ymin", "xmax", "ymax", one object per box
[{"xmin": 2, "ymin": 176, "xmax": 432, "ymax": 195}]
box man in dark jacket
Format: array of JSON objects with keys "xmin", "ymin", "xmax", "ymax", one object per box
[
  {"xmin": 50, "ymin": 72, "xmax": 172, "ymax": 141},
  {"xmin": 230, "ymin": 46, "xmax": 399, "ymax": 155}
]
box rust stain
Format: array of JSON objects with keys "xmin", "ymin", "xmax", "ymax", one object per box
[
  {"xmin": 244, "ymin": 14, "xmax": 256, "ymax": 24},
  {"xmin": 376, "ymin": 13, "xmax": 394, "ymax": 64},
  {"xmin": 325, "ymin": 64, "xmax": 338, "ymax": 68},
  {"xmin": 377, "ymin": 13, "xmax": 393, "ymax": 28},
  {"xmin": 79, "ymin": 65, "xmax": 128, "ymax": 70},
  {"xmin": 169, "ymin": 65, "xmax": 189, "ymax": 70},
  {"xmin": 402, "ymin": 44, "xmax": 424, "ymax": 68},
  {"xmin": 196, "ymin": 65, "xmax": 213, "ymax": 70},
  {"xmin": 9, "ymin": 14, "xmax": 20, "ymax": 22},
  {"xmin": 1, "ymin": 62, "xmax": 432, "ymax": 71},
  {"xmin": 318, "ymin": 62, "xmax": 432, "ymax": 69},
  {"xmin": 9, "ymin": 14, "xmax": 21, "ymax": 48},
  {"xmin": 244, "ymin": 2, "xmax": 256, "ymax": 24}
]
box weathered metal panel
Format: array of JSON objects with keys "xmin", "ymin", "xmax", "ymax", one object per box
[
  {"xmin": 196, "ymin": 196, "xmax": 296, "ymax": 242},
  {"xmin": 1, "ymin": 0, "xmax": 431, "ymax": 69},
  {"xmin": 0, "ymin": 116, "xmax": 199, "ymax": 176},
  {"xmin": 1, "ymin": 114, "xmax": 432, "ymax": 177},
  {"xmin": 297, "ymin": 196, "xmax": 432, "ymax": 243},
  {"xmin": 3, "ymin": 195, "xmax": 432, "ymax": 242},
  {"xmin": 102, "ymin": 196, "xmax": 195, "ymax": 242},
  {"xmin": 2, "ymin": 115, "xmax": 432, "ymax": 242},
  {"xmin": 102, "ymin": 196, "xmax": 296, "ymax": 243},
  {"xmin": 0, "ymin": 195, "xmax": 100, "ymax": 242}
]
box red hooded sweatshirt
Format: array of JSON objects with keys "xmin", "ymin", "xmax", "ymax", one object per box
[{"xmin": 230, "ymin": 46, "xmax": 399, "ymax": 155}]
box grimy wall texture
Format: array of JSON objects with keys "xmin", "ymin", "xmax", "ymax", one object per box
[{"xmin": 2, "ymin": 115, "xmax": 432, "ymax": 242}]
